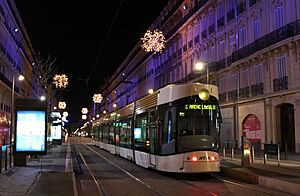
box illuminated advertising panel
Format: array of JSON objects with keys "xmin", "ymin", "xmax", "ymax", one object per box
[
  {"xmin": 15, "ymin": 110, "xmax": 46, "ymax": 154},
  {"xmin": 51, "ymin": 124, "xmax": 62, "ymax": 140}
]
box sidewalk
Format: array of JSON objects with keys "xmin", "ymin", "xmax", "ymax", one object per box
[
  {"xmin": 221, "ymin": 154, "xmax": 300, "ymax": 196},
  {"xmin": 0, "ymin": 142, "xmax": 77, "ymax": 196}
]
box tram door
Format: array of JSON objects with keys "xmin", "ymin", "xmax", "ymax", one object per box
[{"xmin": 149, "ymin": 110, "xmax": 157, "ymax": 166}]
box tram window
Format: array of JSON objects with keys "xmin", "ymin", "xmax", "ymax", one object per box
[
  {"xmin": 102, "ymin": 124, "xmax": 109, "ymax": 143},
  {"xmin": 115, "ymin": 121, "xmax": 120, "ymax": 146},
  {"xmin": 135, "ymin": 113, "xmax": 147, "ymax": 151},
  {"xmin": 178, "ymin": 109, "xmax": 210, "ymax": 136},
  {"xmin": 120, "ymin": 121, "xmax": 127, "ymax": 147},
  {"xmin": 108, "ymin": 123, "xmax": 115, "ymax": 144},
  {"xmin": 99, "ymin": 125, "xmax": 103, "ymax": 141},
  {"xmin": 176, "ymin": 95, "xmax": 220, "ymax": 152},
  {"xmin": 159, "ymin": 106, "xmax": 176, "ymax": 155}
]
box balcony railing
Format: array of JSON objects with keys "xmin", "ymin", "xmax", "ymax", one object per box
[
  {"xmin": 228, "ymin": 19, "xmax": 300, "ymax": 66},
  {"xmin": 239, "ymin": 87, "xmax": 250, "ymax": 99},
  {"xmin": 228, "ymin": 90, "xmax": 238, "ymax": 101},
  {"xmin": 210, "ymin": 59, "xmax": 226, "ymax": 72},
  {"xmin": 226, "ymin": 9, "xmax": 235, "ymax": 22},
  {"xmin": 251, "ymin": 83, "xmax": 264, "ymax": 96},
  {"xmin": 219, "ymin": 93, "xmax": 227, "ymax": 103},
  {"xmin": 273, "ymin": 76, "xmax": 288, "ymax": 92}
]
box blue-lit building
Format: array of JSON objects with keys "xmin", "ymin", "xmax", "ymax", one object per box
[
  {"xmin": 0, "ymin": 0, "xmax": 40, "ymax": 145},
  {"xmin": 96, "ymin": 0, "xmax": 300, "ymax": 153}
]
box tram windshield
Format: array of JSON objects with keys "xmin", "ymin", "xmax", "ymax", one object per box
[{"xmin": 176, "ymin": 95, "xmax": 220, "ymax": 153}]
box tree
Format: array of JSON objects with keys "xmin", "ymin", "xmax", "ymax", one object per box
[{"xmin": 32, "ymin": 53, "xmax": 62, "ymax": 110}]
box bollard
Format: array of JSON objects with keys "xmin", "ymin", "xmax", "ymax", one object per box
[
  {"xmin": 4, "ymin": 146, "xmax": 7, "ymax": 171},
  {"xmin": 231, "ymin": 148, "xmax": 234, "ymax": 159},
  {"xmin": 251, "ymin": 146, "xmax": 255, "ymax": 163},
  {"xmin": 9, "ymin": 145, "xmax": 12, "ymax": 168},
  {"xmin": 278, "ymin": 144, "xmax": 280, "ymax": 166},
  {"xmin": 0, "ymin": 147, "xmax": 2, "ymax": 173},
  {"xmin": 223, "ymin": 147, "xmax": 226, "ymax": 158},
  {"xmin": 264, "ymin": 153, "xmax": 267, "ymax": 164}
]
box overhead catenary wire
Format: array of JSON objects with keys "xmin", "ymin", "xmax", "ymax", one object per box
[{"xmin": 79, "ymin": 0, "xmax": 124, "ymax": 111}]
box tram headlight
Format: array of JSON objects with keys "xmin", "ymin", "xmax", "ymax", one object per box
[{"xmin": 199, "ymin": 89, "xmax": 210, "ymax": 101}]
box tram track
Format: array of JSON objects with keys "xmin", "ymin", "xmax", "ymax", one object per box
[
  {"xmin": 74, "ymin": 142, "xmax": 165, "ymax": 196},
  {"xmin": 74, "ymin": 141, "xmax": 220, "ymax": 196},
  {"xmin": 74, "ymin": 140, "xmax": 287, "ymax": 196},
  {"xmin": 75, "ymin": 144, "xmax": 108, "ymax": 196}
]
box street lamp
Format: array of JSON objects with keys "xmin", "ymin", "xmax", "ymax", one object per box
[
  {"xmin": 194, "ymin": 61, "xmax": 210, "ymax": 101},
  {"xmin": 40, "ymin": 95, "xmax": 46, "ymax": 101},
  {"xmin": 194, "ymin": 61, "xmax": 209, "ymax": 84},
  {"xmin": 10, "ymin": 74, "xmax": 24, "ymax": 166}
]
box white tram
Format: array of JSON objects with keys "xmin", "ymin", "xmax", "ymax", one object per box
[{"xmin": 92, "ymin": 83, "xmax": 222, "ymax": 173}]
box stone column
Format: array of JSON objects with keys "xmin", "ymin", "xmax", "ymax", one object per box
[
  {"xmin": 295, "ymin": 93, "xmax": 300, "ymax": 152},
  {"xmin": 265, "ymin": 98, "xmax": 273, "ymax": 144}
]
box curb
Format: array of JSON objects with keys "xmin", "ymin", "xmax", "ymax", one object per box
[
  {"xmin": 220, "ymin": 166, "xmax": 259, "ymax": 184},
  {"xmin": 221, "ymin": 166, "xmax": 300, "ymax": 195},
  {"xmin": 259, "ymin": 176, "xmax": 300, "ymax": 196},
  {"xmin": 25, "ymin": 171, "xmax": 41, "ymax": 196}
]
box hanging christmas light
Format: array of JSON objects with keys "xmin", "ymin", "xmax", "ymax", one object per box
[
  {"xmin": 58, "ymin": 101, "xmax": 66, "ymax": 109},
  {"xmin": 81, "ymin": 108, "xmax": 88, "ymax": 114},
  {"xmin": 141, "ymin": 29, "xmax": 166, "ymax": 53},
  {"xmin": 53, "ymin": 74, "xmax": 69, "ymax": 88},
  {"xmin": 63, "ymin": 111, "xmax": 68, "ymax": 117},
  {"xmin": 93, "ymin": 94, "xmax": 103, "ymax": 103}
]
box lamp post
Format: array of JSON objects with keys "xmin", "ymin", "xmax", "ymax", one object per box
[
  {"xmin": 194, "ymin": 61, "xmax": 209, "ymax": 84},
  {"xmin": 10, "ymin": 74, "xmax": 24, "ymax": 167}
]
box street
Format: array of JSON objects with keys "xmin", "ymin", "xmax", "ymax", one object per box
[{"xmin": 71, "ymin": 137, "xmax": 289, "ymax": 196}]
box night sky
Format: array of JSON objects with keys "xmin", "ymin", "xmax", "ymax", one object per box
[{"xmin": 15, "ymin": 0, "xmax": 169, "ymax": 123}]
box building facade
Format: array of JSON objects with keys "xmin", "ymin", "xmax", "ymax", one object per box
[
  {"xmin": 97, "ymin": 0, "xmax": 300, "ymax": 152},
  {"xmin": 0, "ymin": 0, "xmax": 40, "ymax": 145}
]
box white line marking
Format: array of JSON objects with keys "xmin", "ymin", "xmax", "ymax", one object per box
[{"xmin": 65, "ymin": 142, "xmax": 73, "ymax": 172}]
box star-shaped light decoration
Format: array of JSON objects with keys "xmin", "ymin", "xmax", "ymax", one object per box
[
  {"xmin": 93, "ymin": 94, "xmax": 103, "ymax": 103},
  {"xmin": 53, "ymin": 74, "xmax": 69, "ymax": 88},
  {"xmin": 58, "ymin": 101, "xmax": 66, "ymax": 109},
  {"xmin": 141, "ymin": 29, "xmax": 166, "ymax": 53}
]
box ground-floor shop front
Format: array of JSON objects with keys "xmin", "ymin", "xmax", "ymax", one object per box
[{"xmin": 220, "ymin": 92, "xmax": 300, "ymax": 153}]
